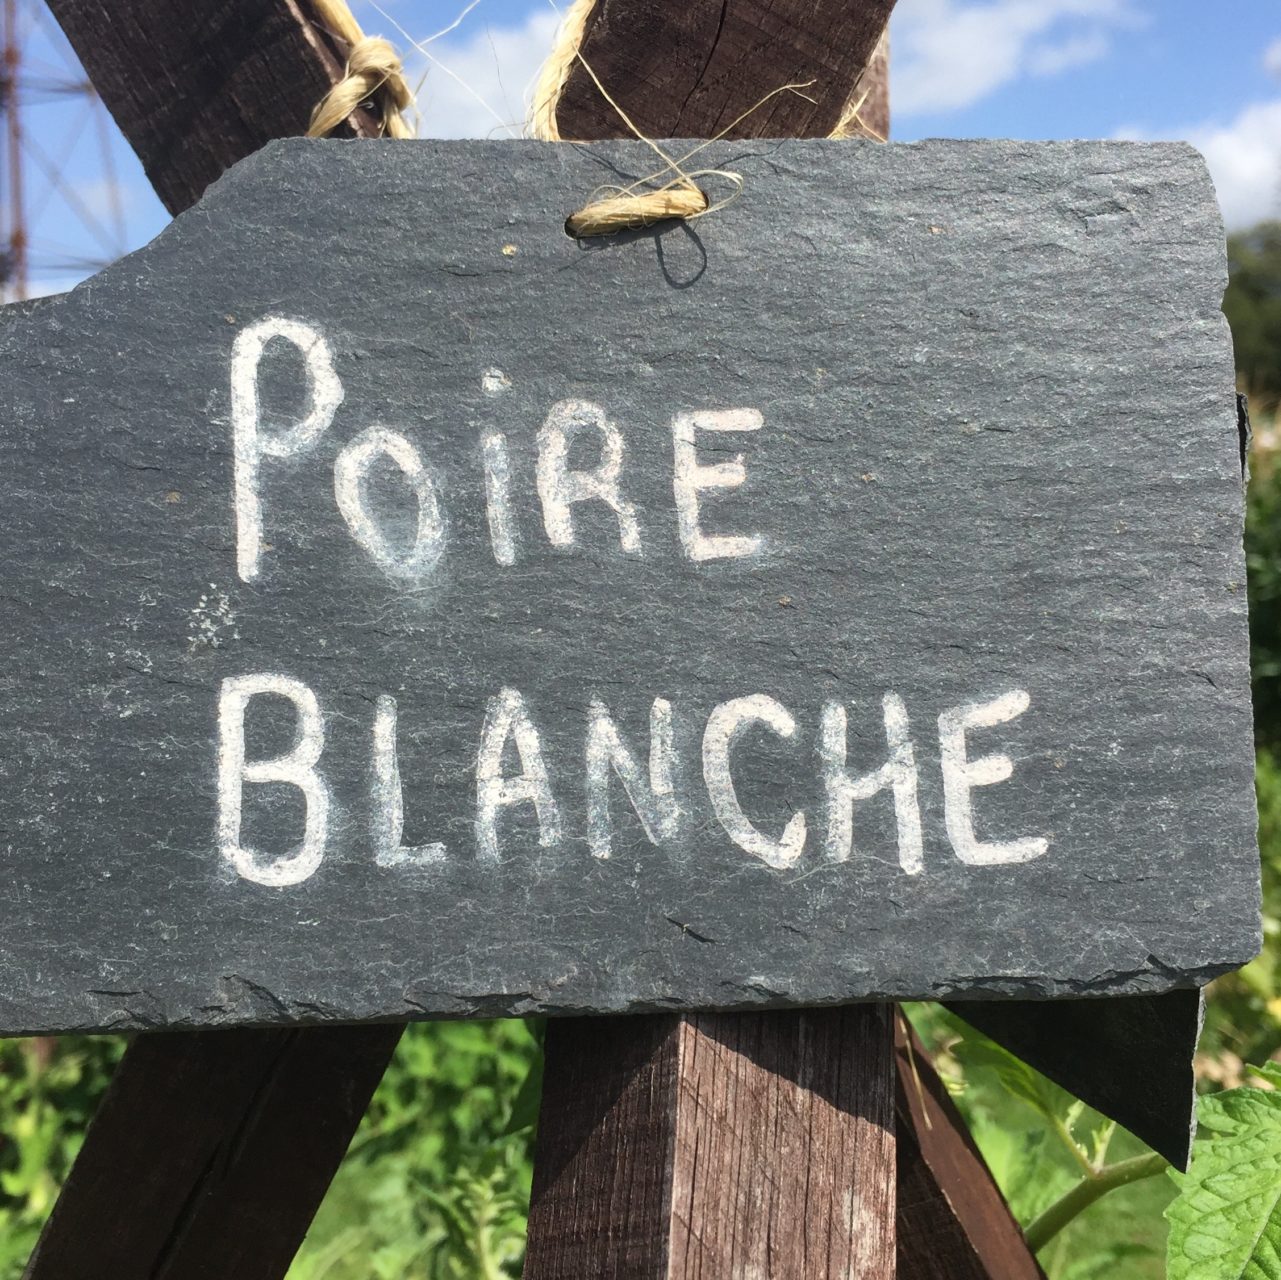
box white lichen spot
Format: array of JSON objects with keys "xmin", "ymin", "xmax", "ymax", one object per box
[
  {"xmin": 188, "ymin": 584, "xmax": 240, "ymax": 653},
  {"xmin": 123, "ymin": 647, "xmax": 153, "ymax": 674}
]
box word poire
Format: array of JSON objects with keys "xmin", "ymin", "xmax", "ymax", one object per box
[
  {"xmin": 232, "ymin": 317, "xmax": 768, "ymax": 582},
  {"xmin": 217, "ymin": 677, "xmax": 1049, "ymax": 888}
]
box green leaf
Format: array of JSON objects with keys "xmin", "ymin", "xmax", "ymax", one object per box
[
  {"xmin": 1166, "ymin": 1085, "xmax": 1281, "ymax": 1279},
  {"xmin": 951, "ymin": 1032, "xmax": 1072, "ymax": 1127},
  {"xmin": 1250, "ymin": 1062, "xmax": 1281, "ymax": 1090}
]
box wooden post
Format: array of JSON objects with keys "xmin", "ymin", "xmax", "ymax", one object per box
[
  {"xmin": 895, "ymin": 1017, "xmax": 1046, "ymax": 1279},
  {"xmin": 550, "ymin": 0, "xmax": 897, "ymax": 140},
  {"xmin": 22, "ymin": 5, "xmax": 401, "ymax": 1277},
  {"xmin": 528, "ymin": 1007, "xmax": 896, "ymax": 1277},
  {"xmin": 527, "ymin": 4, "xmax": 901, "ymax": 1275},
  {"xmin": 43, "ymin": 0, "xmax": 380, "ymax": 214},
  {"xmin": 24, "ymin": 1025, "xmax": 402, "ymax": 1280}
]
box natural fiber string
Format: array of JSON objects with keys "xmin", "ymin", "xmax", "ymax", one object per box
[
  {"xmin": 307, "ymin": 0, "xmax": 414, "ymax": 139},
  {"xmin": 830, "ymin": 30, "xmax": 889, "ymax": 142},
  {"xmin": 531, "ymin": 0, "xmax": 888, "ymax": 236},
  {"xmin": 528, "ymin": 0, "xmax": 595, "ymax": 144}
]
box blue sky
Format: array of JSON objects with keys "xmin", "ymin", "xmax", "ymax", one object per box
[{"xmin": 10, "ymin": 0, "xmax": 1281, "ymax": 298}]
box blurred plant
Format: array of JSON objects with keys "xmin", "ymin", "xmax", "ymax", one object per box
[
  {"xmin": 1246, "ymin": 420, "xmax": 1281, "ymax": 749},
  {"xmin": 908, "ymin": 1005, "xmax": 1171, "ymax": 1278},
  {"xmin": 1225, "ymin": 222, "xmax": 1281, "ymax": 416},
  {"xmin": 0, "ymin": 1036, "xmax": 123, "ymax": 1275},
  {"xmin": 286, "ymin": 1018, "xmax": 540, "ymax": 1280}
]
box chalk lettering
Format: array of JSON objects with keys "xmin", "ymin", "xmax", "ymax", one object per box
[
  {"xmin": 703, "ymin": 694, "xmax": 807, "ymax": 869},
  {"xmin": 481, "ymin": 429, "xmax": 517, "ymax": 567},
  {"xmin": 334, "ymin": 426, "xmax": 446, "ymax": 579},
  {"xmin": 475, "ymin": 687, "xmax": 563, "ymax": 862},
  {"xmin": 938, "ymin": 689, "xmax": 1049, "ymax": 866},
  {"xmin": 821, "ymin": 693, "xmax": 924, "ymax": 874},
  {"xmin": 231, "ymin": 317, "xmax": 343, "ymax": 583},
  {"xmin": 217, "ymin": 673, "xmax": 330, "ymax": 887},
  {"xmin": 372, "ymin": 695, "xmax": 447, "ymax": 867},
  {"xmin": 672, "ymin": 408, "xmax": 764, "ymax": 562},
  {"xmin": 536, "ymin": 399, "xmax": 641, "ymax": 554},
  {"xmin": 585, "ymin": 697, "xmax": 680, "ymax": 859}
]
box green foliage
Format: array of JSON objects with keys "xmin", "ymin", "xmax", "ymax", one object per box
[
  {"xmin": 1226, "ymin": 222, "xmax": 1281, "ymax": 415},
  {"xmin": 906, "ymin": 1005, "xmax": 1171, "ymax": 1279},
  {"xmin": 0, "ymin": 1036, "xmax": 124, "ymax": 1276},
  {"xmin": 286, "ymin": 1018, "xmax": 539, "ymax": 1280},
  {"xmin": 0, "ymin": 1022, "xmax": 537, "ymax": 1280},
  {"xmin": 1199, "ymin": 743, "xmax": 1281, "ymax": 1072},
  {"xmin": 1166, "ymin": 1063, "xmax": 1281, "ymax": 1279},
  {"xmin": 1247, "ymin": 451, "xmax": 1281, "ymax": 751}
]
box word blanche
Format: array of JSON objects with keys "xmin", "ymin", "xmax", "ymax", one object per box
[
  {"xmin": 216, "ymin": 678, "xmax": 1049, "ymax": 888},
  {"xmin": 230, "ymin": 316, "xmax": 765, "ymax": 582}
]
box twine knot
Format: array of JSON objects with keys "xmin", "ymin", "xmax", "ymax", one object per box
[
  {"xmin": 565, "ymin": 181, "xmax": 711, "ymax": 238},
  {"xmin": 309, "ymin": 35, "xmax": 413, "ymax": 140}
]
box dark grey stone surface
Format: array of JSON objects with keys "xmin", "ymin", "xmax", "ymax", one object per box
[{"xmin": 0, "ymin": 138, "xmax": 1259, "ymax": 1035}]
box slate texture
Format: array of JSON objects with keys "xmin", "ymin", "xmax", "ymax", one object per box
[{"xmin": 0, "ymin": 138, "xmax": 1259, "ymax": 1034}]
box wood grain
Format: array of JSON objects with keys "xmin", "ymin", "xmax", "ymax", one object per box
[
  {"xmin": 895, "ymin": 1018, "xmax": 1046, "ymax": 1280},
  {"xmin": 846, "ymin": 32, "xmax": 890, "ymax": 140},
  {"xmin": 535, "ymin": 11, "xmax": 904, "ymax": 1268},
  {"xmin": 23, "ymin": 1024, "xmax": 402, "ymax": 1280},
  {"xmin": 525, "ymin": 1015, "xmax": 682, "ymax": 1276},
  {"xmin": 553, "ymin": 0, "xmax": 897, "ymax": 140},
  {"xmin": 43, "ymin": 0, "xmax": 379, "ymax": 215},
  {"xmin": 527, "ymin": 1006, "xmax": 896, "ymax": 1278}
]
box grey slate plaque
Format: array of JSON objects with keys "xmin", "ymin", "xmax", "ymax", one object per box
[{"xmin": 0, "ymin": 137, "xmax": 1260, "ymax": 1035}]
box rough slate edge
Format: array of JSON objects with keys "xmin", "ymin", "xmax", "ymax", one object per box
[
  {"xmin": 0, "ymin": 137, "xmax": 1258, "ymax": 1019},
  {"xmin": 938, "ymin": 396, "xmax": 1248, "ymax": 1170},
  {"xmin": 0, "ymin": 136, "xmax": 1260, "ymax": 1033},
  {"xmin": 943, "ymin": 404, "xmax": 1247, "ymax": 1172}
]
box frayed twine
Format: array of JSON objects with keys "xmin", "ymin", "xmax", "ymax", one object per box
[
  {"xmin": 301, "ymin": 0, "xmax": 886, "ymax": 237},
  {"xmin": 308, "ymin": 0, "xmax": 414, "ymax": 139},
  {"xmin": 545, "ymin": 38, "xmax": 811, "ymax": 240},
  {"xmin": 531, "ymin": 2, "xmax": 888, "ymax": 238}
]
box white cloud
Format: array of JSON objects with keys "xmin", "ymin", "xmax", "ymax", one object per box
[
  {"xmin": 1186, "ymin": 100, "xmax": 1281, "ymax": 229},
  {"xmin": 1265, "ymin": 36, "xmax": 1281, "ymax": 78},
  {"xmin": 1119, "ymin": 98, "xmax": 1281, "ymax": 229},
  {"xmin": 1026, "ymin": 29, "xmax": 1110, "ymax": 76},
  {"xmin": 392, "ymin": 10, "xmax": 561, "ymax": 138},
  {"xmin": 891, "ymin": 0, "xmax": 1141, "ymax": 116}
]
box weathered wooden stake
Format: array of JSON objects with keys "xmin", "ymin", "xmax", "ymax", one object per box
[
  {"xmin": 23, "ymin": 1025, "xmax": 402, "ymax": 1280},
  {"xmin": 895, "ymin": 1017, "xmax": 1046, "ymax": 1279},
  {"xmin": 528, "ymin": 3, "xmax": 900, "ymax": 1274},
  {"xmin": 44, "ymin": 0, "xmax": 379, "ymax": 214},
  {"xmin": 22, "ymin": 5, "xmax": 399, "ymax": 1277},
  {"xmin": 527, "ymin": 1007, "xmax": 896, "ymax": 1277}
]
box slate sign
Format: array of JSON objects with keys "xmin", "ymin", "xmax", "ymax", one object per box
[{"xmin": 0, "ymin": 137, "xmax": 1260, "ymax": 1035}]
